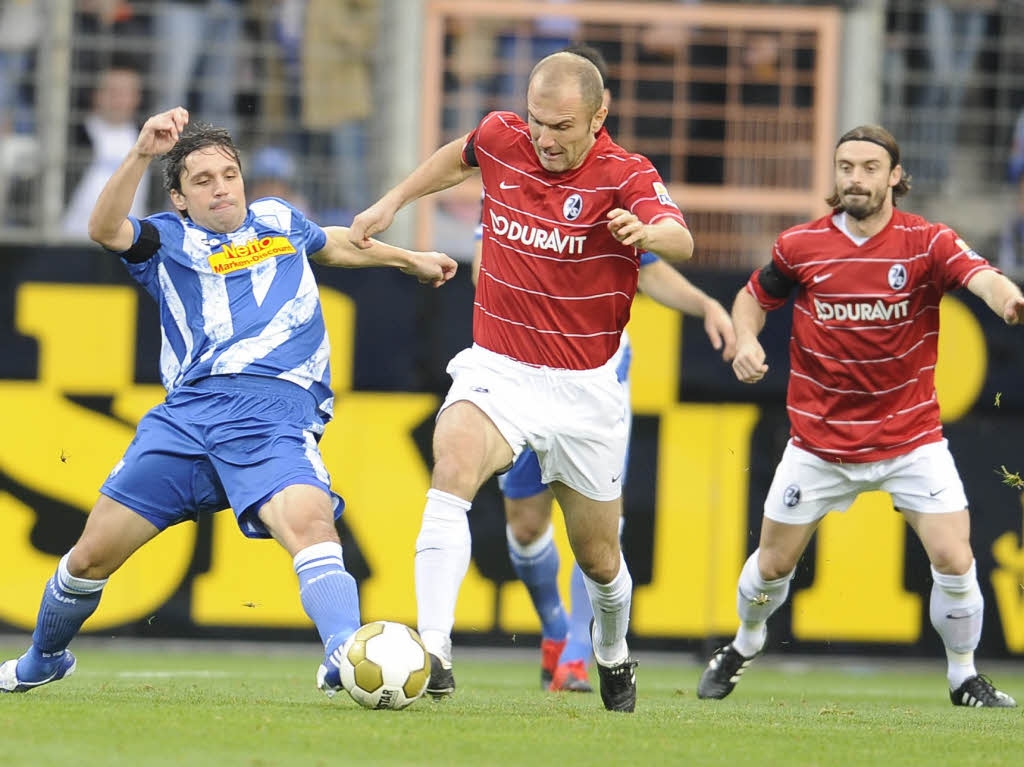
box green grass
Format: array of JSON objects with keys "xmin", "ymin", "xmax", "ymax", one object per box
[{"xmin": 2, "ymin": 642, "xmax": 1023, "ymax": 767}]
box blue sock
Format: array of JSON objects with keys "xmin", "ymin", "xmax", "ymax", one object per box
[
  {"xmin": 561, "ymin": 562, "xmax": 594, "ymax": 664},
  {"xmin": 17, "ymin": 551, "xmax": 106, "ymax": 681},
  {"xmin": 506, "ymin": 525, "xmax": 568, "ymax": 640},
  {"xmin": 295, "ymin": 542, "xmax": 361, "ymax": 659}
]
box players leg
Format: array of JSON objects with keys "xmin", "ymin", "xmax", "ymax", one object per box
[
  {"xmin": 417, "ymin": 400, "xmax": 515, "ymax": 691},
  {"xmin": 257, "ymin": 483, "xmax": 361, "ymax": 689},
  {"xmin": 1, "ymin": 494, "xmax": 160, "ymax": 692},
  {"xmin": 888, "ymin": 440, "xmax": 1014, "ymax": 707},
  {"xmin": 551, "ymin": 482, "xmax": 635, "ymax": 711},
  {"xmin": 699, "ymin": 441, "xmax": 841, "ymax": 700},
  {"xmin": 904, "ymin": 507, "xmax": 1015, "ymax": 706},
  {"xmin": 500, "ymin": 450, "xmax": 569, "ymax": 689}
]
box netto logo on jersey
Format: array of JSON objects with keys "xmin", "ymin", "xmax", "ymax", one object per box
[
  {"xmin": 488, "ymin": 209, "xmax": 586, "ymax": 254},
  {"xmin": 814, "ymin": 298, "xmax": 910, "ymax": 322},
  {"xmin": 563, "ymin": 193, "xmax": 583, "ymax": 221},
  {"xmin": 208, "ymin": 236, "xmax": 297, "ymax": 274}
]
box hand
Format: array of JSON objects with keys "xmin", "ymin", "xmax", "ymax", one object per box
[
  {"xmin": 703, "ymin": 300, "xmax": 737, "ymax": 362},
  {"xmin": 606, "ymin": 208, "xmax": 649, "ymax": 249},
  {"xmin": 134, "ymin": 108, "xmax": 189, "ymax": 157},
  {"xmin": 1003, "ymin": 295, "xmax": 1024, "ymax": 325},
  {"xmin": 401, "ymin": 251, "xmax": 458, "ymax": 287},
  {"xmin": 349, "ymin": 198, "xmax": 399, "ymax": 250},
  {"xmin": 732, "ymin": 337, "xmax": 769, "ymax": 383}
]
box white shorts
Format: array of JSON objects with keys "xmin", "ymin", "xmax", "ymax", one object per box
[
  {"xmin": 764, "ymin": 438, "xmax": 969, "ymax": 525},
  {"xmin": 439, "ymin": 344, "xmax": 630, "ymax": 501}
]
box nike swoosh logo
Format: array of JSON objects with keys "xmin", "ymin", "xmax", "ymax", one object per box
[
  {"xmin": 812, "ymin": 273, "xmax": 833, "ymax": 284},
  {"xmin": 929, "ymin": 488, "xmax": 945, "ymax": 497},
  {"xmin": 499, "ymin": 181, "xmax": 519, "ymax": 190}
]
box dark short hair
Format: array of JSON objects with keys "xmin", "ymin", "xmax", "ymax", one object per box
[
  {"xmin": 826, "ymin": 124, "xmax": 912, "ymax": 208},
  {"xmin": 162, "ymin": 121, "xmax": 242, "ymax": 195},
  {"xmin": 561, "ymin": 43, "xmax": 609, "ymax": 84}
]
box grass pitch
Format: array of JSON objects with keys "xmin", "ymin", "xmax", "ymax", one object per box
[{"xmin": 1, "ymin": 640, "xmax": 1022, "ymax": 767}]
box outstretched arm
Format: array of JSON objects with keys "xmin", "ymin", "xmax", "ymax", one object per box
[
  {"xmin": 89, "ymin": 108, "xmax": 189, "ymax": 251},
  {"xmin": 637, "ymin": 259, "xmax": 735, "ymax": 360},
  {"xmin": 312, "ymin": 227, "xmax": 457, "ymax": 288},
  {"xmin": 731, "ymin": 287, "xmax": 769, "ymax": 383},
  {"xmin": 966, "ymin": 269, "xmax": 1024, "ymax": 325},
  {"xmin": 349, "ymin": 134, "xmax": 478, "ymax": 249}
]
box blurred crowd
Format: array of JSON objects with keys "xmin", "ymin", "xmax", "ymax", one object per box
[
  {"xmin": 0, "ymin": 0, "xmax": 1022, "ymax": 273},
  {"xmin": 0, "ymin": 0, "xmax": 378, "ymax": 232}
]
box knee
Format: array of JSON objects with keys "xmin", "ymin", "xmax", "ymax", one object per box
[
  {"xmin": 576, "ymin": 546, "xmax": 620, "ymax": 584},
  {"xmin": 930, "ymin": 546, "xmax": 975, "ymax": 577},
  {"xmin": 431, "ymin": 452, "xmax": 481, "ymax": 499},
  {"xmin": 508, "ymin": 520, "xmax": 542, "ymax": 547},
  {"xmin": 506, "ymin": 508, "xmax": 549, "ymax": 546},
  {"xmin": 757, "ymin": 549, "xmax": 797, "ymax": 582},
  {"xmin": 66, "ymin": 545, "xmax": 115, "ymax": 581}
]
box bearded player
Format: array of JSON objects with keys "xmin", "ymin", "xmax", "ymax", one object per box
[{"xmin": 698, "ymin": 124, "xmax": 1023, "ymax": 708}]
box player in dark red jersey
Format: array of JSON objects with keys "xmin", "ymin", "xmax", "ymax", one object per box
[
  {"xmin": 350, "ymin": 51, "xmax": 693, "ymax": 712},
  {"xmin": 698, "ymin": 124, "xmax": 1024, "ymax": 708}
]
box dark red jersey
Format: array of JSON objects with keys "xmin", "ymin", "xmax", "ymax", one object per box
[
  {"xmin": 464, "ymin": 111, "xmax": 687, "ymax": 369},
  {"xmin": 746, "ymin": 208, "xmax": 997, "ymax": 463}
]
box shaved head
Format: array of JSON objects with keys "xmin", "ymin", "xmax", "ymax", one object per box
[{"xmin": 528, "ymin": 51, "xmax": 604, "ymax": 118}]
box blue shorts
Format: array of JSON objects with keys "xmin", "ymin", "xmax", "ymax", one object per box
[
  {"xmin": 100, "ymin": 374, "xmax": 342, "ymax": 539},
  {"xmin": 498, "ymin": 342, "xmax": 633, "ymax": 502},
  {"xmin": 498, "ymin": 442, "xmax": 632, "ymax": 500}
]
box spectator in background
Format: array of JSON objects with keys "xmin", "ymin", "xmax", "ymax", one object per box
[
  {"xmin": 248, "ymin": 144, "xmax": 311, "ymax": 215},
  {"xmin": 0, "ymin": 0, "xmax": 41, "ymax": 225},
  {"xmin": 0, "ymin": 0, "xmax": 38, "ymax": 137},
  {"xmin": 998, "ymin": 110, "xmax": 1024, "ymax": 276},
  {"xmin": 151, "ymin": 0, "xmax": 244, "ymax": 136},
  {"xmin": 300, "ymin": 0, "xmax": 377, "ymax": 220},
  {"xmin": 905, "ymin": 0, "xmax": 996, "ymax": 187},
  {"xmin": 63, "ymin": 67, "xmax": 147, "ymax": 236}
]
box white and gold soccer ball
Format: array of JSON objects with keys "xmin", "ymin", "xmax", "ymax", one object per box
[{"xmin": 339, "ymin": 621, "xmax": 431, "ymax": 710}]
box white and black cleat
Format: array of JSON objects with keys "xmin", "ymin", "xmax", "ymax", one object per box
[
  {"xmin": 426, "ymin": 653, "xmax": 455, "ymax": 700},
  {"xmin": 950, "ymin": 675, "xmax": 1016, "ymax": 708},
  {"xmin": 697, "ymin": 644, "xmax": 757, "ymax": 700}
]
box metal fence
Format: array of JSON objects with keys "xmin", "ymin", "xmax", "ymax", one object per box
[{"xmin": 2, "ymin": 1, "xmax": 1023, "ymax": 274}]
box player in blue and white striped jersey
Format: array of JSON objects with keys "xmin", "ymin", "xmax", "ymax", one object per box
[{"xmin": 0, "ymin": 108, "xmax": 457, "ymax": 697}]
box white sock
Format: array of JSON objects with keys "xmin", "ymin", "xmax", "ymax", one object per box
[
  {"xmin": 733, "ymin": 549, "xmax": 793, "ymax": 658},
  {"xmin": 415, "ymin": 488, "xmax": 472, "ymax": 664},
  {"xmin": 582, "ymin": 553, "xmax": 632, "ymax": 666},
  {"xmin": 930, "ymin": 561, "xmax": 982, "ymax": 689}
]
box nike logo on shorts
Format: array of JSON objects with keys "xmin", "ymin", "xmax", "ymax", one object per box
[{"xmin": 929, "ymin": 487, "xmax": 946, "ymax": 496}]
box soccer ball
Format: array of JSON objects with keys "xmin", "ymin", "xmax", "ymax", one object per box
[{"xmin": 338, "ymin": 621, "xmax": 431, "ymax": 710}]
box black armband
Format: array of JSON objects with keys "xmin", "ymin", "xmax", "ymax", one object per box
[
  {"xmin": 463, "ymin": 134, "xmax": 479, "ymax": 168},
  {"xmin": 757, "ymin": 261, "xmax": 795, "ymax": 299},
  {"xmin": 120, "ymin": 220, "xmax": 161, "ymax": 263}
]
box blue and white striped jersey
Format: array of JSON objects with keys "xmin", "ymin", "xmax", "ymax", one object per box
[{"xmin": 121, "ymin": 197, "xmax": 334, "ymax": 425}]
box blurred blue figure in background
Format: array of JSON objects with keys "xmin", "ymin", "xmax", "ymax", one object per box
[
  {"xmin": 998, "ymin": 110, "xmax": 1024, "ymax": 276},
  {"xmin": 907, "ymin": 0, "xmax": 995, "ymax": 187},
  {"xmin": 152, "ymin": 0, "xmax": 244, "ymax": 136}
]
